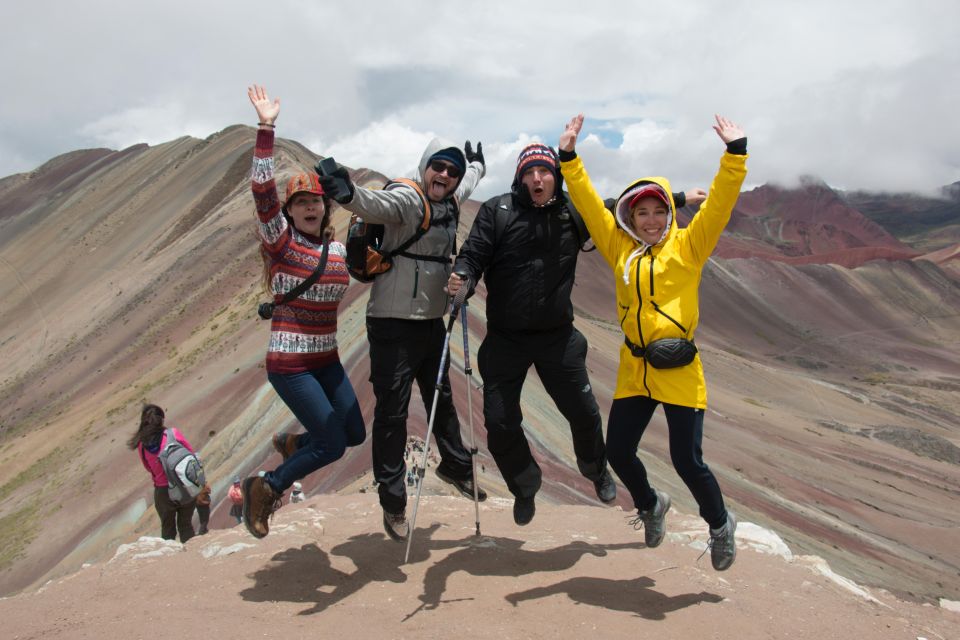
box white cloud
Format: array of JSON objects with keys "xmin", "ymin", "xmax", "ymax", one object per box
[{"xmin": 1, "ymin": 0, "xmax": 958, "ymax": 195}]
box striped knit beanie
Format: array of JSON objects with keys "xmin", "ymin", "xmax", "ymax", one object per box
[{"xmin": 515, "ymin": 143, "xmax": 559, "ymax": 182}]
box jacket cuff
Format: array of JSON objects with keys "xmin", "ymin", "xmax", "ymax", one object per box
[
  {"xmin": 558, "ymin": 149, "xmax": 577, "ymax": 162},
  {"xmin": 725, "ymin": 137, "xmax": 747, "ymax": 155}
]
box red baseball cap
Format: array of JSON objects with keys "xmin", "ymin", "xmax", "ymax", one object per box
[{"xmin": 628, "ymin": 185, "xmax": 669, "ymax": 209}]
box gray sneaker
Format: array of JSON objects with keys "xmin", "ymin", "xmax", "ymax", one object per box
[
  {"xmin": 629, "ymin": 489, "xmax": 671, "ymax": 548},
  {"xmin": 708, "ymin": 512, "xmax": 737, "ymax": 571},
  {"xmin": 382, "ymin": 510, "xmax": 409, "ymax": 542}
]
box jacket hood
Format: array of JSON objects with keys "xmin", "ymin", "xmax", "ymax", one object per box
[
  {"xmin": 614, "ymin": 176, "xmax": 676, "ymax": 248},
  {"xmin": 614, "ymin": 176, "xmax": 676, "ymax": 285},
  {"xmin": 417, "ymin": 138, "xmax": 466, "ymax": 197}
]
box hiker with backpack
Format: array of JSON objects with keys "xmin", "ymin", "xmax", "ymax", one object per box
[
  {"xmin": 129, "ymin": 404, "xmax": 198, "ymax": 543},
  {"xmin": 446, "ymin": 143, "xmax": 623, "ymax": 526},
  {"xmin": 316, "ymin": 135, "xmax": 487, "ymax": 542},
  {"xmin": 557, "ymin": 113, "xmax": 747, "ymax": 571},
  {"xmin": 242, "ymin": 85, "xmax": 366, "ymax": 539}
]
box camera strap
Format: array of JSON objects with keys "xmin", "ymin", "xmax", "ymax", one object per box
[{"xmin": 263, "ymin": 238, "xmax": 330, "ymax": 316}]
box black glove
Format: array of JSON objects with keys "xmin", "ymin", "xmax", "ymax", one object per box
[
  {"xmin": 464, "ymin": 140, "xmax": 484, "ymax": 168},
  {"xmin": 315, "ymin": 164, "xmax": 355, "ymax": 204}
]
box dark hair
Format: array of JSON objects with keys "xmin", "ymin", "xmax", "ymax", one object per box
[
  {"xmin": 258, "ymin": 194, "xmax": 335, "ymax": 293},
  {"xmin": 127, "ymin": 404, "xmax": 165, "ymax": 450}
]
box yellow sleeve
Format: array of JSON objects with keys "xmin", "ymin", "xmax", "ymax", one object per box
[
  {"xmin": 561, "ymin": 155, "xmax": 622, "ymax": 269},
  {"xmin": 683, "ymin": 152, "xmax": 748, "ymax": 266}
]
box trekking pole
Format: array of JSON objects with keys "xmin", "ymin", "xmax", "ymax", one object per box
[
  {"xmin": 404, "ymin": 294, "xmax": 466, "ymax": 564},
  {"xmin": 460, "ymin": 302, "xmax": 481, "ymax": 537}
]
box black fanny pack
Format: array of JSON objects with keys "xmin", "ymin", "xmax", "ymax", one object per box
[{"xmin": 624, "ymin": 337, "xmax": 698, "ymax": 369}]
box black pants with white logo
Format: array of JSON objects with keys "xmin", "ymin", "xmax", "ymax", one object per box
[
  {"xmin": 478, "ymin": 324, "xmax": 607, "ymax": 499},
  {"xmin": 367, "ymin": 317, "xmax": 473, "ymax": 515}
]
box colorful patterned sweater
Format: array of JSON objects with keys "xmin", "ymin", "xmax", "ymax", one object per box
[{"xmin": 252, "ymin": 129, "xmax": 350, "ymax": 374}]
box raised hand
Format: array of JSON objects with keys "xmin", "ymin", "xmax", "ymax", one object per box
[
  {"xmin": 685, "ymin": 188, "xmax": 708, "ymax": 206},
  {"xmin": 248, "ymin": 84, "xmax": 280, "ymax": 125},
  {"xmin": 559, "ymin": 114, "xmax": 584, "ymax": 152},
  {"xmin": 464, "ymin": 141, "xmax": 485, "ymax": 167},
  {"xmin": 712, "ymin": 114, "xmax": 744, "ymax": 144}
]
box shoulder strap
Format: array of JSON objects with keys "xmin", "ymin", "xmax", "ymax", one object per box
[
  {"xmin": 275, "ymin": 238, "xmax": 331, "ymax": 306},
  {"xmin": 494, "ymin": 194, "xmax": 519, "ymax": 247},
  {"xmin": 386, "ymin": 178, "xmax": 431, "ymax": 231},
  {"xmin": 564, "ymin": 198, "xmax": 595, "ymax": 252},
  {"xmin": 385, "ymin": 177, "xmax": 451, "ymax": 263}
]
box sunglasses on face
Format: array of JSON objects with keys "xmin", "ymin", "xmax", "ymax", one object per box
[{"xmin": 428, "ymin": 160, "xmax": 462, "ymax": 179}]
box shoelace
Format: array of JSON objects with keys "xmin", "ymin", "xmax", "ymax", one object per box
[
  {"xmin": 696, "ymin": 528, "xmax": 729, "ymax": 563},
  {"xmin": 258, "ymin": 492, "xmax": 283, "ymax": 523},
  {"xmin": 627, "ymin": 513, "xmax": 647, "ymax": 530}
]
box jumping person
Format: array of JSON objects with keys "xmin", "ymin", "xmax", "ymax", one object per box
[
  {"xmin": 316, "ymin": 133, "xmax": 488, "ymax": 542},
  {"xmin": 558, "ymin": 113, "xmax": 747, "ymax": 570},
  {"xmin": 446, "ymin": 143, "xmax": 620, "ymax": 526},
  {"xmin": 130, "ymin": 404, "xmax": 197, "ymax": 543},
  {"xmin": 241, "ymin": 84, "xmax": 366, "ymax": 539}
]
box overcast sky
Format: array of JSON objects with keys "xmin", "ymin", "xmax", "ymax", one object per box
[{"xmin": 3, "ymin": 1, "xmax": 958, "ymax": 201}]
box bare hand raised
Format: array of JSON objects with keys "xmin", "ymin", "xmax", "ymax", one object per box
[
  {"xmin": 559, "ymin": 114, "xmax": 584, "ymax": 153},
  {"xmin": 248, "ymin": 84, "xmax": 280, "ymax": 125},
  {"xmin": 712, "ymin": 115, "xmax": 744, "ymax": 144},
  {"xmin": 685, "ymin": 188, "xmax": 707, "ymax": 206}
]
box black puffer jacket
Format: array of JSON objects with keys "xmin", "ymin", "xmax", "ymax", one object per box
[{"xmin": 453, "ymin": 190, "xmax": 584, "ymax": 333}]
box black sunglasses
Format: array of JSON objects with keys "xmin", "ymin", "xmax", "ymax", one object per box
[{"xmin": 428, "ymin": 159, "xmax": 462, "ymax": 179}]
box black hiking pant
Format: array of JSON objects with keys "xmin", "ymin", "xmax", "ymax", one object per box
[
  {"xmin": 606, "ymin": 395, "xmax": 727, "ymax": 529},
  {"xmin": 367, "ymin": 317, "xmax": 473, "ymax": 515},
  {"xmin": 478, "ymin": 324, "xmax": 607, "ymax": 499},
  {"xmin": 154, "ymin": 486, "xmax": 196, "ymax": 543}
]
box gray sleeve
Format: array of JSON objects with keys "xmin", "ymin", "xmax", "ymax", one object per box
[
  {"xmin": 454, "ymin": 160, "xmax": 486, "ymax": 201},
  {"xmin": 342, "ymin": 184, "xmax": 424, "ymax": 226}
]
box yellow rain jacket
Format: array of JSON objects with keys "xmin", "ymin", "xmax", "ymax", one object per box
[{"xmin": 561, "ymin": 151, "xmax": 747, "ymax": 408}]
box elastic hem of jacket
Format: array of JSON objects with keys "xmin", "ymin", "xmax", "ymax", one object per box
[
  {"xmin": 725, "ymin": 137, "xmax": 747, "ymax": 155},
  {"xmin": 558, "ymin": 149, "xmax": 577, "ymax": 162}
]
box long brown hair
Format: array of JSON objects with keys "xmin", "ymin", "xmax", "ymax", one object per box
[
  {"xmin": 127, "ymin": 404, "xmax": 165, "ymax": 450},
  {"xmin": 259, "ymin": 194, "xmax": 335, "ymax": 294}
]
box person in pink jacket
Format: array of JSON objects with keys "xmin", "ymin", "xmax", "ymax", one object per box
[{"xmin": 129, "ymin": 404, "xmax": 197, "ymax": 542}]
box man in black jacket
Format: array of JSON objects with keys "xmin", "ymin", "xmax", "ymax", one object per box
[{"xmin": 447, "ymin": 143, "xmax": 617, "ymax": 526}]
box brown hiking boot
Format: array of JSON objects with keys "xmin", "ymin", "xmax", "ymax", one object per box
[
  {"xmin": 272, "ymin": 432, "xmax": 299, "ymax": 461},
  {"xmin": 382, "ymin": 510, "xmax": 409, "ymax": 542},
  {"xmin": 242, "ymin": 476, "xmax": 282, "ymax": 539}
]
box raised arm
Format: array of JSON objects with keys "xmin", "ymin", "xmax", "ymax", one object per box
[
  {"xmin": 683, "ymin": 114, "xmax": 748, "ymax": 265},
  {"xmin": 558, "ymin": 114, "xmax": 622, "ymax": 269},
  {"xmin": 248, "ymin": 84, "xmax": 289, "ymax": 254}
]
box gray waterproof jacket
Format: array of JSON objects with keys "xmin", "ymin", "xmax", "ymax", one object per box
[{"xmin": 343, "ymin": 138, "xmax": 484, "ymax": 319}]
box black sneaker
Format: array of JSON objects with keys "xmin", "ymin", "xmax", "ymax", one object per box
[
  {"xmin": 593, "ymin": 469, "xmax": 617, "ymax": 504},
  {"xmin": 513, "ymin": 496, "xmax": 536, "ymax": 526},
  {"xmin": 435, "ymin": 468, "xmax": 488, "ymax": 502},
  {"xmin": 382, "ymin": 510, "xmax": 409, "ymax": 542},
  {"xmin": 629, "ymin": 489, "xmax": 671, "ymax": 548},
  {"xmin": 708, "ymin": 512, "xmax": 737, "ymax": 571}
]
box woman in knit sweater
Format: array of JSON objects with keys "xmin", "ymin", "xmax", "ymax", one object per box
[{"xmin": 241, "ymin": 84, "xmax": 365, "ymax": 539}]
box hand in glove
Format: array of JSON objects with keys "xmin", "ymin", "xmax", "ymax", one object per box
[
  {"xmin": 314, "ymin": 163, "xmax": 356, "ymax": 204},
  {"xmin": 464, "ymin": 140, "xmax": 484, "ymax": 168}
]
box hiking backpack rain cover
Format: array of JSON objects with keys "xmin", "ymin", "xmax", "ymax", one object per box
[{"xmin": 158, "ymin": 429, "xmax": 206, "ymax": 503}]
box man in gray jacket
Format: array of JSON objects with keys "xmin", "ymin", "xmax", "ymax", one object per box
[{"xmin": 319, "ymin": 139, "xmax": 487, "ymax": 541}]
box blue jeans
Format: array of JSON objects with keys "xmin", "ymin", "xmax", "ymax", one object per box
[
  {"xmin": 606, "ymin": 395, "xmax": 727, "ymax": 530},
  {"xmin": 265, "ymin": 361, "xmax": 366, "ymax": 493}
]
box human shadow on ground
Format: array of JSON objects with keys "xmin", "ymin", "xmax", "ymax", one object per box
[
  {"xmin": 240, "ymin": 523, "xmax": 457, "ymax": 615},
  {"xmin": 506, "ymin": 575, "xmax": 724, "ymax": 620},
  {"xmin": 407, "ymin": 536, "xmax": 651, "ymax": 619}
]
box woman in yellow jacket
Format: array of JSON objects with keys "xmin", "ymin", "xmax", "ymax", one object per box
[{"xmin": 558, "ymin": 114, "xmax": 747, "ymax": 571}]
